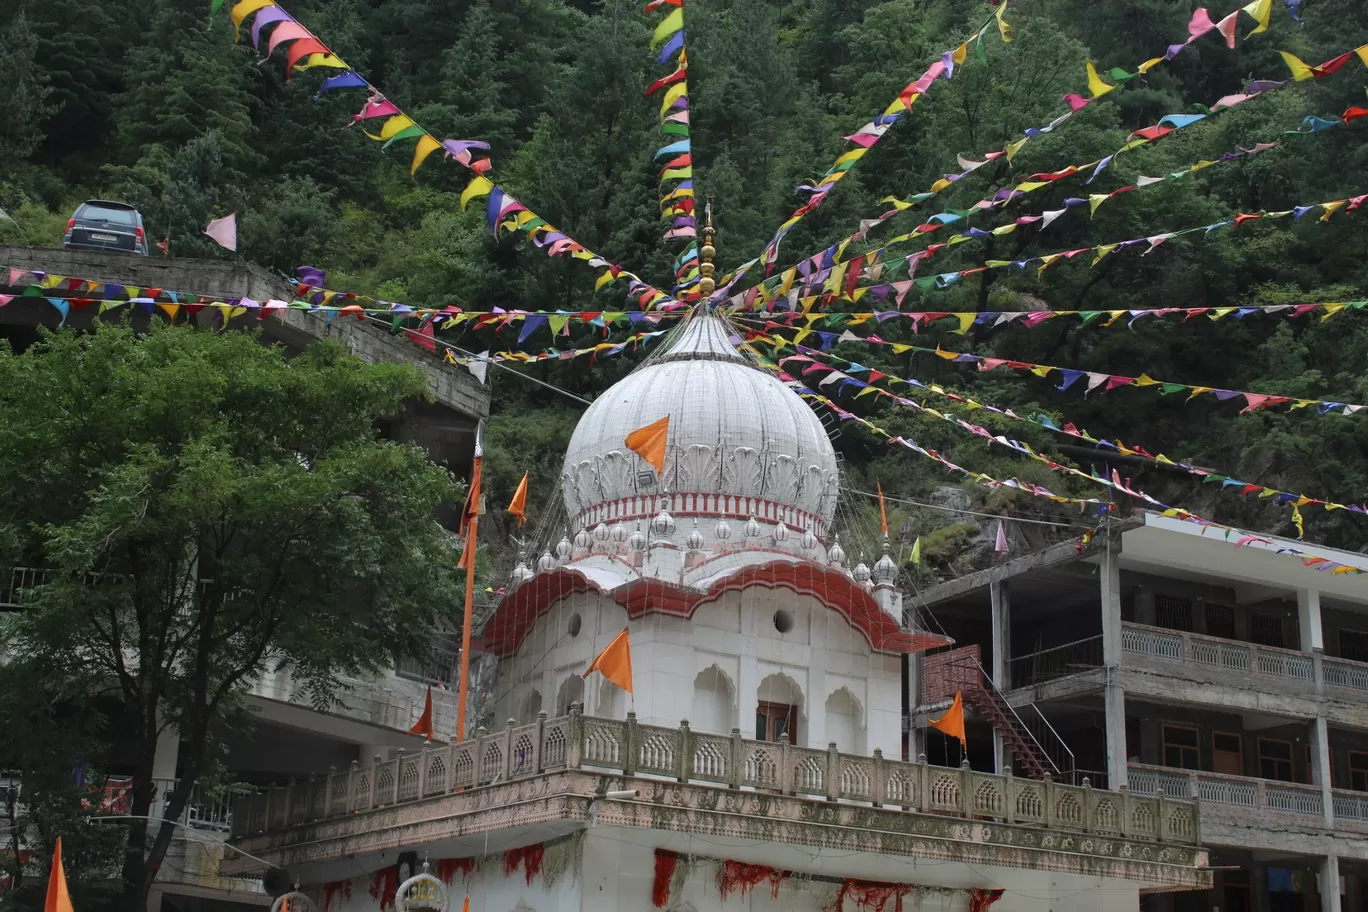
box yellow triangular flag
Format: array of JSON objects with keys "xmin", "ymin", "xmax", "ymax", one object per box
[
  {"xmin": 1087, "ymin": 60, "xmax": 1115, "ymax": 98},
  {"xmin": 907, "ymin": 537, "xmax": 921, "ymax": 565}
]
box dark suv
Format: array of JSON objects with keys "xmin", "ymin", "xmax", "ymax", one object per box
[{"xmin": 63, "ymin": 200, "xmax": 149, "ymax": 256}]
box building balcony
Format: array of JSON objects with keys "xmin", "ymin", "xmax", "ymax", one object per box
[
  {"xmin": 226, "ymin": 708, "xmax": 1206, "ymax": 892},
  {"xmin": 1120, "ymin": 622, "xmax": 1368, "ymax": 715},
  {"xmin": 1129, "ymin": 763, "xmax": 1368, "ymax": 857}
]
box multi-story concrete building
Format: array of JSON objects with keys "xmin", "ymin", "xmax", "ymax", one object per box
[{"xmin": 908, "ymin": 513, "xmax": 1368, "ymax": 912}]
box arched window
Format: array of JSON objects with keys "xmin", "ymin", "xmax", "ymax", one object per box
[
  {"xmin": 756, "ymin": 673, "xmax": 804, "ymax": 745},
  {"xmin": 519, "ymin": 690, "xmax": 543, "ymax": 724},
  {"xmin": 690, "ymin": 665, "xmax": 736, "ymax": 735},
  {"xmin": 556, "ymin": 676, "xmax": 585, "ymax": 716},
  {"xmin": 824, "ymin": 687, "xmax": 866, "ymax": 754}
]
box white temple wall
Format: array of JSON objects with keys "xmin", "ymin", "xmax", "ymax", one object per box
[{"xmin": 492, "ymin": 588, "xmax": 904, "ymax": 754}]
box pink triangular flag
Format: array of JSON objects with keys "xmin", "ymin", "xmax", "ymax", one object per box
[
  {"xmin": 1187, "ymin": 8, "xmax": 1216, "ymax": 41},
  {"xmin": 994, "ymin": 520, "xmax": 1010, "ymax": 554},
  {"xmin": 0, "ymin": 294, "xmax": 12, "ymax": 308},
  {"xmin": 1215, "ymin": 11, "xmax": 1239, "ymax": 48},
  {"xmin": 203, "ymin": 213, "xmax": 237, "ymax": 252}
]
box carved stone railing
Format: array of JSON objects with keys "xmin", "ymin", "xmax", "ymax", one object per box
[
  {"xmin": 1323, "ymin": 656, "xmax": 1368, "ymax": 694},
  {"xmin": 1121, "ymin": 623, "xmax": 1315, "ymax": 683},
  {"xmin": 231, "ymin": 708, "xmax": 1200, "ymax": 847}
]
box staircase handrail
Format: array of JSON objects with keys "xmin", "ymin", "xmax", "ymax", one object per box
[
  {"xmin": 968, "ymin": 657, "xmax": 1063, "ymax": 777},
  {"xmin": 1025, "ymin": 702, "xmax": 1075, "ymax": 777}
]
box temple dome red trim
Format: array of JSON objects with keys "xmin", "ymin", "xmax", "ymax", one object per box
[{"xmin": 477, "ymin": 562, "xmax": 950, "ymax": 657}]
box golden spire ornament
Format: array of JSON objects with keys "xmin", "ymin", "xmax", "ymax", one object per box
[{"xmin": 698, "ymin": 199, "xmax": 716, "ymax": 301}]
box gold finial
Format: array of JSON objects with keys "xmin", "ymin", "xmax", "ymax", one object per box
[{"xmin": 698, "ymin": 197, "xmax": 716, "ymax": 298}]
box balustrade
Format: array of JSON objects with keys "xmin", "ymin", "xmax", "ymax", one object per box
[
  {"xmin": 1121, "ymin": 623, "xmax": 1314, "ymax": 682},
  {"xmin": 229, "ymin": 709, "xmax": 1199, "ymax": 850},
  {"xmin": 1128, "ymin": 763, "xmax": 1323, "ymax": 819}
]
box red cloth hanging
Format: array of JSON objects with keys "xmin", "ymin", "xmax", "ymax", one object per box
[
  {"xmin": 503, "ymin": 844, "xmax": 545, "ymax": 885},
  {"xmin": 969, "ymin": 888, "xmax": 1006, "ymax": 912},
  {"xmin": 652, "ymin": 850, "xmax": 680, "ymax": 908},
  {"xmin": 717, "ymin": 860, "xmax": 787, "ymax": 899}
]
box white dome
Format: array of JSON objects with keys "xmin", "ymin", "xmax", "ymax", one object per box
[{"xmin": 562, "ymin": 312, "xmax": 839, "ymax": 533}]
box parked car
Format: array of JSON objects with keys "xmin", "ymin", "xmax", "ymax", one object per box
[{"xmin": 62, "ymin": 200, "xmax": 149, "ymax": 256}]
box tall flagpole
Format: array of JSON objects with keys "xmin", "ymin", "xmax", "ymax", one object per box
[{"xmin": 456, "ymin": 420, "xmax": 485, "ymax": 743}]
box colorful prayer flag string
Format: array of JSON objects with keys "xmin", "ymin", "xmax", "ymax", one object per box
[
  {"xmin": 726, "ymin": 189, "xmax": 1366, "ymax": 313},
  {"xmin": 718, "ymin": 54, "xmax": 1368, "ymax": 314},
  {"xmin": 757, "ymin": 331, "xmax": 1368, "ymax": 516},
  {"xmin": 737, "ymin": 320, "xmax": 1368, "ymax": 417},
  {"xmin": 744, "ymin": 341, "xmax": 1368, "ymax": 575},
  {"xmin": 220, "ymin": 0, "xmax": 680, "ymax": 310},
  {"xmin": 727, "ymin": 300, "xmax": 1365, "ymax": 336},
  {"xmin": 643, "ymin": 0, "xmax": 700, "ymax": 295},
  {"xmin": 712, "ymin": 4, "xmax": 1012, "ymax": 298}
]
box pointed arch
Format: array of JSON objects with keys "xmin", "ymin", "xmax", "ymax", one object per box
[{"xmin": 690, "ymin": 664, "xmax": 736, "ymax": 735}]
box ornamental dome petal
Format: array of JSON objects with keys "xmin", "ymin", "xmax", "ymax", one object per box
[
  {"xmin": 686, "ymin": 521, "xmax": 705, "ymax": 552},
  {"xmin": 828, "ymin": 534, "xmax": 846, "ymax": 567},
  {"xmin": 853, "ymin": 559, "xmax": 871, "ymax": 584},
  {"xmin": 593, "ymin": 522, "xmax": 611, "ymax": 542},
  {"xmin": 802, "ymin": 524, "xmax": 819, "ymax": 551},
  {"xmin": 513, "ymin": 558, "xmax": 534, "ymax": 583},
  {"xmin": 555, "ymin": 534, "xmax": 572, "ymax": 560},
  {"xmin": 773, "ymin": 521, "xmax": 790, "ymax": 543},
  {"xmin": 744, "ymin": 515, "xmax": 762, "ymax": 539},
  {"xmin": 873, "ymin": 551, "xmax": 898, "ymax": 585},
  {"xmin": 561, "ymin": 313, "xmax": 839, "ymax": 530},
  {"xmin": 650, "ymin": 509, "xmax": 677, "ymax": 537},
  {"xmin": 573, "ymin": 528, "xmax": 591, "ymax": 550},
  {"xmin": 538, "ymin": 549, "xmax": 556, "ymax": 572},
  {"xmin": 714, "ymin": 519, "xmax": 732, "ymax": 541},
  {"xmin": 628, "ymin": 524, "xmax": 648, "ymax": 551},
  {"xmin": 611, "ymin": 523, "xmax": 629, "ymax": 543}
]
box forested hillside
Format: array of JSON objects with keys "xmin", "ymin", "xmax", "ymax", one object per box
[{"xmin": 2, "ymin": 0, "xmax": 1367, "ymax": 572}]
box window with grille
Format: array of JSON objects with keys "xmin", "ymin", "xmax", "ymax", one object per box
[
  {"xmin": 1250, "ymin": 614, "xmax": 1285, "ymax": 648},
  {"xmin": 1156, "ymin": 595, "xmax": 1193, "ymax": 632},
  {"xmin": 1341, "ymin": 629, "xmax": 1368, "ymax": 663},
  {"xmin": 1205, "ymin": 604, "xmax": 1236, "ymax": 639},
  {"xmin": 1162, "ymin": 725, "xmax": 1200, "ymax": 770},
  {"xmin": 1258, "ymin": 738, "xmax": 1295, "ymax": 782}
]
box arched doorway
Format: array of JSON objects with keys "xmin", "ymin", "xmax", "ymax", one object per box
[
  {"xmin": 824, "ymin": 687, "xmax": 866, "ymax": 754},
  {"xmin": 755, "ymin": 673, "xmax": 804, "ymax": 745},
  {"xmin": 691, "ymin": 665, "xmax": 736, "ymax": 735}
]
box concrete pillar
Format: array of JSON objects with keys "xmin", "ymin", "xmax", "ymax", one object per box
[
  {"xmin": 990, "ymin": 575, "xmax": 1013, "ymax": 775},
  {"xmin": 1100, "ymin": 537, "xmax": 1123, "ymax": 665},
  {"xmin": 808, "ymin": 665, "xmax": 827, "ymax": 750},
  {"xmin": 1313, "ymin": 715, "xmax": 1335, "ymax": 828},
  {"xmin": 1321, "ymin": 855, "xmax": 1341, "ymax": 912},
  {"xmin": 1299, "ymin": 588, "xmax": 1325, "ymax": 653},
  {"xmin": 1105, "ymin": 679, "xmax": 1128, "ymax": 789},
  {"xmin": 991, "ymin": 576, "xmax": 1011, "ymax": 689}
]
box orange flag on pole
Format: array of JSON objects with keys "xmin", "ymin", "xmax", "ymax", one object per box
[
  {"xmin": 929, "ymin": 691, "xmax": 967, "ymax": 748},
  {"xmin": 625, "ymin": 416, "xmax": 670, "ymax": 474},
  {"xmin": 877, "ymin": 480, "xmax": 888, "ymax": 536},
  {"xmin": 584, "ymin": 626, "xmax": 633, "ymax": 694},
  {"xmin": 44, "ymin": 837, "xmax": 74, "ymax": 912},
  {"xmin": 408, "ymin": 686, "xmax": 434, "ymax": 739},
  {"xmin": 507, "ymin": 472, "xmax": 529, "ymax": 526}
]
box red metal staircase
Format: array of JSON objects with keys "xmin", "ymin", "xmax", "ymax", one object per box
[{"xmin": 921, "ymin": 645, "xmax": 1059, "ymax": 781}]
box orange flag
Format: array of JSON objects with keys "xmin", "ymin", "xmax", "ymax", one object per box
[
  {"xmin": 408, "ymin": 686, "xmax": 434, "ymax": 739},
  {"xmin": 44, "ymin": 837, "xmax": 74, "ymax": 912},
  {"xmin": 507, "ymin": 472, "xmax": 529, "ymax": 526},
  {"xmin": 584, "ymin": 627, "xmax": 633, "ymax": 694},
  {"xmin": 877, "ymin": 480, "xmax": 888, "ymax": 536},
  {"xmin": 929, "ymin": 691, "xmax": 967, "ymax": 748},
  {"xmin": 625, "ymin": 416, "xmax": 670, "ymax": 474}
]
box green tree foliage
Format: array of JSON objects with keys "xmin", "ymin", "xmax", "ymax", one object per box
[
  {"xmin": 0, "ymin": 324, "xmax": 463, "ymax": 908},
  {"xmin": 2, "ymin": 0, "xmax": 1367, "ymax": 559}
]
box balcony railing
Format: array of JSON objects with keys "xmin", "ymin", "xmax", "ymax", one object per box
[
  {"xmin": 1128, "ymin": 764, "xmax": 1324, "ymax": 819},
  {"xmin": 1009, "ymin": 636, "xmax": 1104, "ymax": 689},
  {"xmin": 1323, "ymin": 656, "xmax": 1368, "ymax": 694},
  {"xmin": 151, "ymin": 778, "xmax": 246, "ymax": 833},
  {"xmin": 1121, "ymin": 623, "xmax": 1315, "ymax": 682},
  {"xmin": 231, "ymin": 707, "xmax": 1201, "ymax": 847}
]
